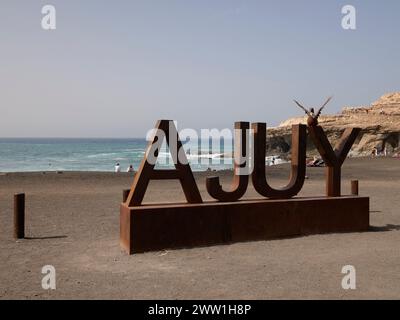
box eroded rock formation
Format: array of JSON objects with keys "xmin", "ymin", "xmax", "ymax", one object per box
[{"xmin": 267, "ymin": 93, "xmax": 400, "ymax": 157}]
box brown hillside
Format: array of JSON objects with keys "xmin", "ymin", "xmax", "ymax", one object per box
[{"xmin": 267, "ymin": 93, "xmax": 400, "ymax": 157}]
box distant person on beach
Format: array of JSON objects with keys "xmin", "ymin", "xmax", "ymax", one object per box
[
  {"xmin": 127, "ymin": 165, "xmax": 134, "ymax": 172},
  {"xmin": 115, "ymin": 163, "xmax": 121, "ymax": 173}
]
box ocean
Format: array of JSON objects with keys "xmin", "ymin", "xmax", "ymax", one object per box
[{"xmin": 0, "ymin": 138, "xmax": 235, "ymax": 173}]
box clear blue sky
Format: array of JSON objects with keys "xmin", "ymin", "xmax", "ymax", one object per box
[{"xmin": 1, "ymin": 0, "xmax": 399, "ymax": 137}]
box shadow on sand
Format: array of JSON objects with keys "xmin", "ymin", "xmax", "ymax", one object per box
[
  {"xmin": 24, "ymin": 235, "xmax": 68, "ymax": 240},
  {"xmin": 368, "ymin": 224, "xmax": 400, "ymax": 232}
]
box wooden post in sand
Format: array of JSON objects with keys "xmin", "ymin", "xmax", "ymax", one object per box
[
  {"xmin": 351, "ymin": 180, "xmax": 359, "ymax": 196},
  {"xmin": 14, "ymin": 193, "xmax": 25, "ymax": 239},
  {"xmin": 122, "ymin": 189, "xmax": 130, "ymax": 203}
]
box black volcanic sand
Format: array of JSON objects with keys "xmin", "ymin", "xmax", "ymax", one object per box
[{"xmin": 0, "ymin": 157, "xmax": 399, "ymax": 299}]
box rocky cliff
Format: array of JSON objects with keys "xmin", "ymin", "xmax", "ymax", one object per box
[{"xmin": 267, "ymin": 93, "xmax": 400, "ymax": 157}]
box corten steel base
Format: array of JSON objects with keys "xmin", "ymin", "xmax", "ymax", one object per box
[{"xmin": 120, "ymin": 196, "xmax": 369, "ymax": 254}]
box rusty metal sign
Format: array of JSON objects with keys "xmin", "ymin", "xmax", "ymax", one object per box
[{"xmin": 121, "ymin": 118, "xmax": 369, "ymax": 254}]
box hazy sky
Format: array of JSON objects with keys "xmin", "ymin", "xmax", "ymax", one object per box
[{"xmin": 1, "ymin": 0, "xmax": 399, "ymax": 137}]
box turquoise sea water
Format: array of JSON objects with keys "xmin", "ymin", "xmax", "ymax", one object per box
[{"xmin": 0, "ymin": 138, "xmax": 234, "ymax": 172}]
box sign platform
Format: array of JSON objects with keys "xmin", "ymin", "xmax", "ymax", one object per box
[{"xmin": 120, "ymin": 196, "xmax": 369, "ymax": 254}]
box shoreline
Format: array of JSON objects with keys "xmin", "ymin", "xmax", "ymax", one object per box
[{"xmin": 0, "ymin": 155, "xmax": 397, "ymax": 175}]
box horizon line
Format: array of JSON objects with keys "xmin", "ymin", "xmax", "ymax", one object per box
[{"xmin": 0, "ymin": 136, "xmax": 146, "ymax": 140}]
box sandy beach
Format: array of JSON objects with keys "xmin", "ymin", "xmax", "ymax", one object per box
[{"xmin": 0, "ymin": 157, "xmax": 399, "ymax": 299}]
